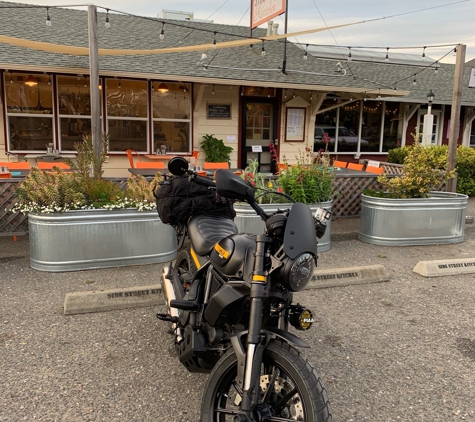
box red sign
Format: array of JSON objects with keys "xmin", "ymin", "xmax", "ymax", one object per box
[{"xmin": 251, "ymin": 0, "xmax": 286, "ymax": 29}]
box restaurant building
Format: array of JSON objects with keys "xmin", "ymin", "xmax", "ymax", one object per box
[{"xmin": 1, "ymin": 2, "xmax": 475, "ymax": 176}]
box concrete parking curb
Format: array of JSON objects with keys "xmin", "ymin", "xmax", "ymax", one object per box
[
  {"xmin": 64, "ymin": 284, "xmax": 165, "ymax": 315},
  {"xmin": 309, "ymin": 264, "xmax": 389, "ymax": 289},
  {"xmin": 64, "ymin": 265, "xmax": 389, "ymax": 315},
  {"xmin": 413, "ymin": 257, "xmax": 475, "ymax": 277}
]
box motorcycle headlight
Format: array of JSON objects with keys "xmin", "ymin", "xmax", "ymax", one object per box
[{"xmin": 279, "ymin": 253, "xmax": 315, "ymax": 292}]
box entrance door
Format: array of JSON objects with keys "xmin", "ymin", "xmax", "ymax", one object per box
[
  {"xmin": 241, "ymin": 98, "xmax": 278, "ymax": 172},
  {"xmin": 418, "ymin": 109, "xmax": 441, "ymax": 145}
]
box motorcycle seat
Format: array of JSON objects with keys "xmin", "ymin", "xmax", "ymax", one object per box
[{"xmin": 188, "ymin": 215, "xmax": 238, "ymax": 256}]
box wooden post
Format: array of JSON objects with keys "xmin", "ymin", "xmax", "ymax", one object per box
[
  {"xmin": 88, "ymin": 5, "xmax": 102, "ymax": 179},
  {"xmin": 446, "ymin": 44, "xmax": 466, "ymax": 192}
]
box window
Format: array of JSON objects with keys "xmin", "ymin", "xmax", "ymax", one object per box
[
  {"xmin": 470, "ymin": 120, "xmax": 475, "ymax": 147},
  {"xmin": 338, "ymin": 102, "xmax": 360, "ymax": 153},
  {"xmin": 382, "ymin": 102, "xmax": 401, "ymax": 151},
  {"xmin": 4, "ymin": 73, "xmax": 53, "ymax": 151},
  {"xmin": 152, "ymin": 82, "xmax": 191, "ymax": 153},
  {"xmin": 57, "ymin": 75, "xmax": 97, "ymax": 151},
  {"xmin": 106, "ymin": 78, "xmax": 148, "ymax": 152},
  {"xmin": 314, "ymin": 99, "xmax": 337, "ymax": 152},
  {"xmin": 360, "ymin": 102, "xmax": 383, "ymax": 152}
]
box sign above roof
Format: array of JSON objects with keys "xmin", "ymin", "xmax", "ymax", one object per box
[{"xmin": 251, "ymin": 0, "xmax": 286, "ymax": 29}]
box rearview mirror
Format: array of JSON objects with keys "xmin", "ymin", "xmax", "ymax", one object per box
[{"xmin": 168, "ymin": 157, "xmax": 188, "ymax": 176}]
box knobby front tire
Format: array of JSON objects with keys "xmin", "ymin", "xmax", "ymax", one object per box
[{"xmin": 201, "ymin": 339, "xmax": 332, "ymax": 422}]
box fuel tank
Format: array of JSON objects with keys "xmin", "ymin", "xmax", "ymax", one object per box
[{"xmin": 209, "ymin": 233, "xmax": 256, "ymax": 279}]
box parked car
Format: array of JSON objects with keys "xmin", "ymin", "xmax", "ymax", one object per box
[{"xmin": 314, "ymin": 126, "xmax": 369, "ymax": 147}]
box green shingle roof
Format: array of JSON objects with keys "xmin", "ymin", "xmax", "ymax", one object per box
[{"xmin": 0, "ymin": 1, "xmax": 474, "ymax": 105}]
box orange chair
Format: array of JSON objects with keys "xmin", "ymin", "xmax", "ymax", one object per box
[
  {"xmin": 203, "ymin": 162, "xmax": 229, "ymax": 170},
  {"xmin": 332, "ymin": 160, "xmax": 347, "ymax": 168},
  {"xmin": 347, "ymin": 163, "xmax": 364, "ymax": 171},
  {"xmin": 135, "ymin": 161, "xmax": 165, "ymax": 169},
  {"xmin": 191, "ymin": 151, "xmax": 200, "ymax": 168},
  {"xmin": 126, "ymin": 149, "xmax": 140, "ymax": 168},
  {"xmin": 276, "ymin": 163, "xmax": 289, "ymax": 174},
  {"xmin": 365, "ymin": 165, "xmax": 384, "ymax": 175},
  {"xmin": 0, "ymin": 162, "xmax": 31, "ymax": 170},
  {"xmin": 37, "ymin": 162, "xmax": 71, "ymax": 171},
  {"xmin": 0, "ymin": 172, "xmax": 12, "ymax": 178}
]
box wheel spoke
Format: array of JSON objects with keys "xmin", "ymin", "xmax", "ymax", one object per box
[
  {"xmin": 273, "ymin": 387, "xmax": 298, "ymax": 413},
  {"xmin": 262, "ymin": 367, "xmax": 280, "ymax": 404}
]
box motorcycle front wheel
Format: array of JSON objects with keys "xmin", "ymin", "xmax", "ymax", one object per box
[{"xmin": 201, "ymin": 339, "xmax": 332, "ymax": 422}]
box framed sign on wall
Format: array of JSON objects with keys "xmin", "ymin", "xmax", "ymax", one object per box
[
  {"xmin": 207, "ymin": 103, "xmax": 232, "ymax": 119},
  {"xmin": 285, "ymin": 107, "xmax": 306, "ymax": 142}
]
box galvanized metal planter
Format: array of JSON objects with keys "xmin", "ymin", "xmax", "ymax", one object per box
[
  {"xmin": 29, "ymin": 209, "xmax": 177, "ymax": 272},
  {"xmin": 233, "ymin": 201, "xmax": 332, "ymax": 252},
  {"xmin": 359, "ymin": 192, "xmax": 468, "ymax": 246}
]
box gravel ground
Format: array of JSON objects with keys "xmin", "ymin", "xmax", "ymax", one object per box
[{"xmin": 2, "ymin": 198, "xmax": 475, "ymax": 421}]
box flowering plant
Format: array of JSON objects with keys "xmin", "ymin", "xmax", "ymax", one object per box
[
  {"xmin": 240, "ymin": 146, "xmax": 336, "ymax": 205},
  {"xmin": 9, "ymin": 136, "xmax": 162, "ymax": 214},
  {"xmin": 278, "ymin": 147, "xmax": 336, "ymax": 204},
  {"xmin": 240, "ymin": 160, "xmax": 285, "ymax": 204}
]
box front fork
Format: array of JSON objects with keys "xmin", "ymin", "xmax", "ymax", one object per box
[{"xmin": 240, "ymin": 234, "xmax": 271, "ymax": 419}]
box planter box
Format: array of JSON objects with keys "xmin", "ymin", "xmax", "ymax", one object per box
[
  {"xmin": 359, "ymin": 192, "xmax": 468, "ymax": 246},
  {"xmin": 29, "ymin": 209, "xmax": 177, "ymax": 272},
  {"xmin": 233, "ymin": 201, "xmax": 332, "ymax": 252}
]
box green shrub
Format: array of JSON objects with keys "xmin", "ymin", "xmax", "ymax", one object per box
[
  {"xmin": 387, "ymin": 147, "xmax": 409, "ymax": 164},
  {"xmin": 455, "ymin": 146, "xmax": 475, "ymax": 196}
]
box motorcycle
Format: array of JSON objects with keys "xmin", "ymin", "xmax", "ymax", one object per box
[{"xmin": 156, "ymin": 157, "xmax": 332, "ymax": 422}]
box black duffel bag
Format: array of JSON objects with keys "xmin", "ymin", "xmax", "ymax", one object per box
[{"xmin": 154, "ymin": 175, "xmax": 235, "ymax": 226}]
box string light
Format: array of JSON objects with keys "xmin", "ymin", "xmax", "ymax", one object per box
[
  {"xmin": 261, "ymin": 41, "xmax": 266, "ymax": 57},
  {"xmin": 422, "ymin": 46, "xmax": 426, "ymax": 60},
  {"xmin": 159, "ymin": 23, "xmax": 165, "ymax": 40},
  {"xmin": 385, "ymin": 47, "xmax": 389, "ymax": 63},
  {"xmin": 454, "ymin": 46, "xmax": 457, "ymax": 55},
  {"xmin": 434, "ymin": 61, "xmax": 439, "ymax": 74},
  {"xmin": 348, "ymin": 47, "xmax": 352, "ymax": 62},
  {"xmin": 241, "ymin": 87, "xmax": 244, "ymax": 96},
  {"xmin": 10, "ymin": 72, "xmax": 13, "ymax": 83},
  {"xmin": 105, "ymin": 9, "xmax": 110, "ymax": 28},
  {"xmin": 118, "ymin": 78, "xmax": 121, "ymax": 89},
  {"xmin": 303, "ymin": 44, "xmax": 308, "ymax": 61},
  {"xmin": 309, "ymin": 90, "xmax": 313, "ymax": 100},
  {"xmin": 284, "ymin": 90, "xmax": 287, "ymax": 99},
  {"xmin": 377, "ymin": 89, "xmax": 381, "ymax": 99},
  {"xmin": 292, "ymin": 90, "xmax": 296, "ymax": 99},
  {"xmin": 83, "ymin": 77, "xmax": 87, "ymax": 88},
  {"xmin": 47, "ymin": 74, "xmax": 51, "ymax": 85},
  {"xmin": 45, "ymin": 7, "xmax": 51, "ymax": 26},
  {"xmin": 212, "ymin": 84, "xmax": 215, "ymax": 94},
  {"xmin": 413, "ymin": 76, "xmax": 417, "ymax": 86},
  {"xmin": 212, "ymin": 32, "xmax": 217, "ymax": 49},
  {"xmin": 393, "ymin": 83, "xmax": 397, "ymax": 91}
]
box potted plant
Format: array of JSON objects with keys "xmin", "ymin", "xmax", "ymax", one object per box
[
  {"xmin": 233, "ymin": 146, "xmax": 336, "ymax": 252},
  {"xmin": 10, "ymin": 136, "xmax": 177, "ymax": 272},
  {"xmin": 200, "ymin": 134, "xmax": 233, "ymax": 164},
  {"xmin": 360, "ymin": 131, "xmax": 467, "ymax": 246}
]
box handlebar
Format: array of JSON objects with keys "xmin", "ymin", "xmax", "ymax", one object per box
[{"xmin": 188, "ymin": 172, "xmax": 216, "ymax": 189}]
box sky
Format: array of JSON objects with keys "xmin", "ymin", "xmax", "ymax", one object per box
[{"xmin": 3, "ymin": 0, "xmax": 475, "ymax": 64}]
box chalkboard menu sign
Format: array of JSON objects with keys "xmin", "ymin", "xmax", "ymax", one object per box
[{"xmin": 207, "ymin": 104, "xmax": 231, "ymax": 119}]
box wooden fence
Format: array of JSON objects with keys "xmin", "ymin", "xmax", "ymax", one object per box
[{"xmin": 0, "ymin": 163, "xmax": 437, "ymax": 235}]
